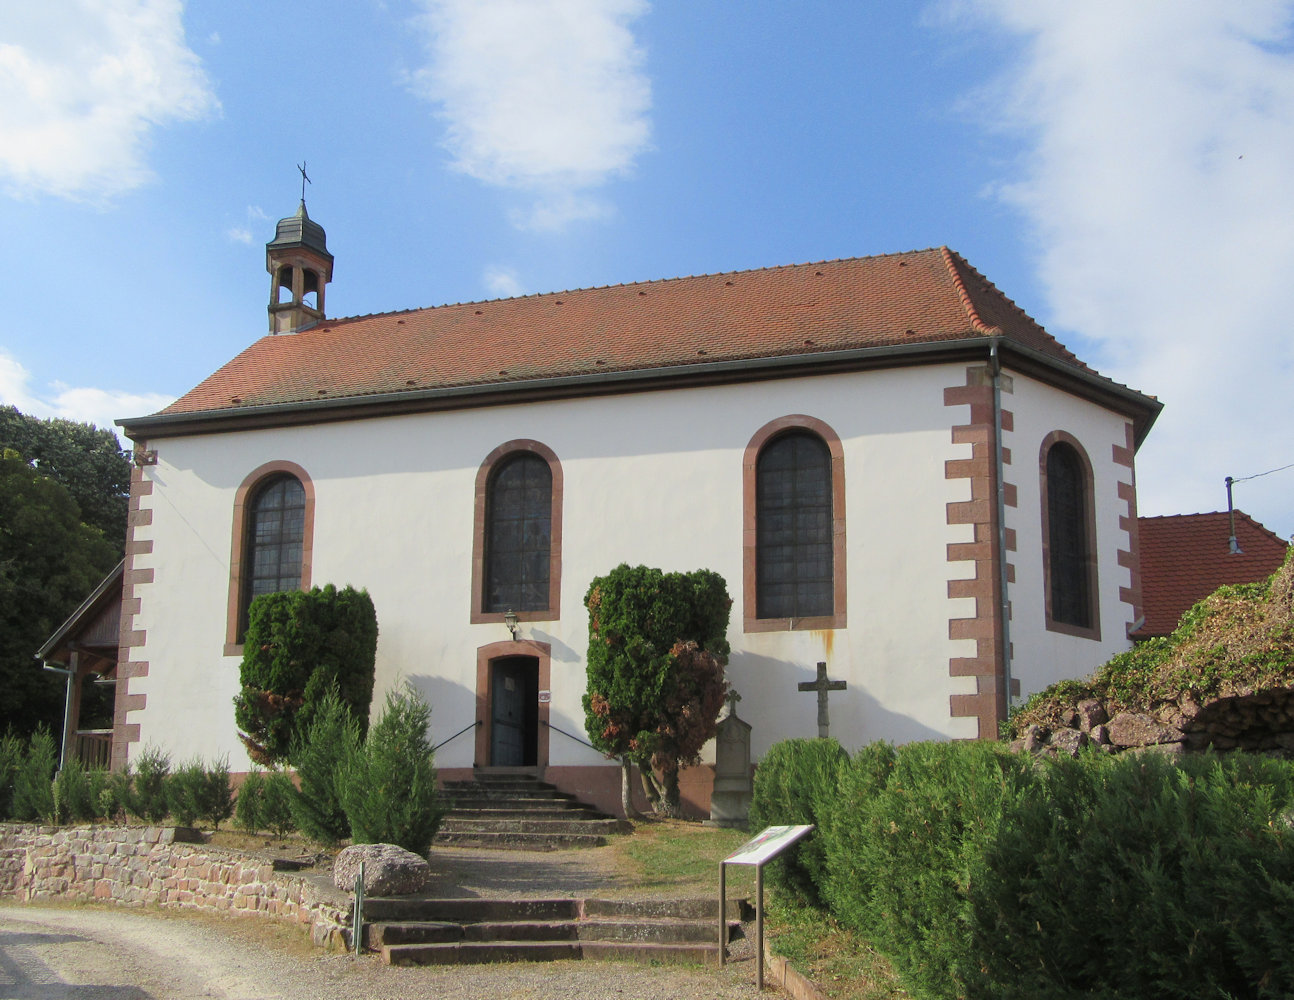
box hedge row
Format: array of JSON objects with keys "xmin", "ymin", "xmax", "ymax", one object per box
[
  {"xmin": 1, "ymin": 685, "xmax": 444, "ymax": 856},
  {"xmin": 750, "ymin": 739, "xmax": 1294, "ymax": 1000},
  {"xmin": 0, "ymin": 733, "xmax": 233, "ymax": 829}
]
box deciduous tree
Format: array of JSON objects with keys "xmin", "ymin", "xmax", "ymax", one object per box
[
  {"xmin": 0, "ymin": 406, "xmax": 130, "ymax": 547},
  {"xmin": 0, "ymin": 452, "xmax": 119, "ymax": 736}
]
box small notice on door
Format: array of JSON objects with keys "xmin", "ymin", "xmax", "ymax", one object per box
[
  {"xmin": 538, "ymin": 690, "xmax": 551, "ymax": 703},
  {"xmin": 504, "ymin": 676, "xmax": 516, "ymax": 692}
]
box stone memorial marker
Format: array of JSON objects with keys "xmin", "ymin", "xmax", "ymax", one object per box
[{"xmin": 708, "ymin": 689, "xmax": 752, "ymax": 828}]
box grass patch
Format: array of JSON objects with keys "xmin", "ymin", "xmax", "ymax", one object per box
[
  {"xmin": 766, "ymin": 893, "xmax": 908, "ymax": 1000},
  {"xmin": 610, "ymin": 818, "xmax": 753, "ymax": 893},
  {"xmin": 607, "ymin": 818, "xmax": 906, "ymax": 998}
]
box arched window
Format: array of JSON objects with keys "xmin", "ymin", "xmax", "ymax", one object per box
[
  {"xmin": 757, "ymin": 431, "xmax": 833, "ymax": 619},
  {"xmin": 472, "ymin": 441, "xmax": 563, "ymax": 623},
  {"xmin": 484, "ymin": 454, "xmax": 552, "ymax": 613},
  {"xmin": 1041, "ymin": 435, "xmax": 1099, "ymax": 637},
  {"xmin": 744, "ymin": 416, "xmax": 846, "ymax": 631},
  {"xmin": 225, "ymin": 462, "xmax": 314, "ymax": 652}
]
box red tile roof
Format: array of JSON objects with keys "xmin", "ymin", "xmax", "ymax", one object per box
[
  {"xmin": 1135, "ymin": 512, "xmax": 1289, "ymax": 638},
  {"xmin": 159, "ymin": 247, "xmax": 1093, "ymax": 417}
]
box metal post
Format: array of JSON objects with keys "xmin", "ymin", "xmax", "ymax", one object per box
[
  {"xmin": 353, "ymin": 860, "xmax": 365, "ymax": 956},
  {"xmin": 718, "ymin": 861, "xmax": 727, "ymax": 965},
  {"xmin": 755, "ymin": 863, "xmax": 764, "ymax": 990},
  {"xmin": 1226, "ymin": 476, "xmax": 1242, "ymax": 554}
]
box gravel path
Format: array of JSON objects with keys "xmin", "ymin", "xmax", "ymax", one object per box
[{"xmin": 0, "ymin": 904, "xmax": 771, "ymax": 1000}]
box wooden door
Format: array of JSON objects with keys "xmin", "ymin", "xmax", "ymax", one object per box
[{"xmin": 490, "ymin": 656, "xmax": 538, "ymax": 766}]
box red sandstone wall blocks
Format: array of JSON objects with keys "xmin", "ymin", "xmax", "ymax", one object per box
[{"xmin": 0, "ymin": 824, "xmax": 349, "ymax": 948}]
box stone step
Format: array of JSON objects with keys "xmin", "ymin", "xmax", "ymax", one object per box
[
  {"xmin": 447, "ymin": 789, "xmax": 583, "ymax": 804},
  {"xmin": 364, "ymin": 897, "xmax": 580, "ymax": 923},
  {"xmin": 580, "ymin": 940, "xmax": 722, "ymax": 965},
  {"xmin": 584, "ymin": 897, "xmax": 751, "ymax": 921},
  {"xmin": 443, "ymin": 778, "xmax": 570, "ymax": 792},
  {"xmin": 443, "ymin": 805, "xmax": 608, "ymax": 819},
  {"xmin": 368, "ymin": 917, "xmax": 740, "ymax": 949},
  {"xmin": 439, "ymin": 817, "xmax": 622, "ymax": 835},
  {"xmin": 579, "ymin": 917, "xmax": 738, "ymax": 945},
  {"xmin": 363, "ymin": 896, "xmax": 751, "ymax": 967},
  {"xmin": 384, "ymin": 941, "xmax": 581, "ymax": 966},
  {"xmin": 433, "ymin": 830, "xmax": 609, "ymax": 850},
  {"xmin": 369, "ymin": 920, "xmax": 580, "ymax": 947},
  {"xmin": 382, "ymin": 938, "xmax": 727, "ymax": 967}
]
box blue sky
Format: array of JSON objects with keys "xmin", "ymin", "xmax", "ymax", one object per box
[{"xmin": 2, "ymin": 1, "xmax": 1293, "ymax": 538}]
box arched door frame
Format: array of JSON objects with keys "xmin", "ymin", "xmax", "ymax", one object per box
[{"xmin": 474, "ymin": 638, "xmax": 551, "ymax": 771}]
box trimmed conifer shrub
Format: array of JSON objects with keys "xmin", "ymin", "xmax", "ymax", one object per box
[
  {"xmin": 52, "ymin": 757, "xmax": 101, "ymax": 823},
  {"xmin": 291, "ymin": 685, "xmax": 360, "ymax": 844},
  {"xmin": 341, "ymin": 685, "xmax": 443, "ymax": 855},
  {"xmin": 166, "ymin": 758, "xmax": 205, "ymax": 826},
  {"xmin": 198, "ymin": 757, "xmax": 234, "ymax": 830},
  {"xmin": 11, "ymin": 729, "xmax": 57, "ymax": 821},
  {"xmin": 131, "ymin": 745, "xmax": 171, "ymax": 822},
  {"xmin": 971, "ymin": 751, "xmax": 1294, "ymax": 1000},
  {"xmin": 0, "ymin": 731, "xmax": 22, "ymax": 819},
  {"xmin": 235, "ymin": 769, "xmax": 266, "ymax": 833},
  {"xmin": 233, "ymin": 584, "xmax": 377, "ymax": 766},
  {"xmin": 260, "ymin": 770, "xmax": 297, "ymax": 839},
  {"xmin": 748, "ymin": 737, "xmax": 850, "ymax": 906},
  {"xmin": 583, "ymin": 564, "xmax": 731, "ymax": 816},
  {"xmin": 833, "ymin": 740, "xmax": 1034, "ymax": 1000},
  {"xmin": 102, "ymin": 764, "xmax": 134, "ymax": 820}
]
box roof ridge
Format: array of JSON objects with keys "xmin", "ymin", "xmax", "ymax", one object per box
[
  {"xmin": 939, "ymin": 247, "xmax": 1000, "ymax": 335},
  {"xmin": 1139, "ymin": 512, "xmax": 1229, "ymax": 521},
  {"xmin": 1235, "ymin": 510, "xmax": 1291, "ymax": 545},
  {"xmin": 320, "ymin": 247, "xmax": 950, "ymax": 324}
]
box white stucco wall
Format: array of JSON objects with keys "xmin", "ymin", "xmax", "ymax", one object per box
[
  {"xmin": 124, "ymin": 360, "xmax": 1135, "ymax": 773},
  {"xmin": 1005, "ymin": 374, "xmax": 1136, "ymax": 699}
]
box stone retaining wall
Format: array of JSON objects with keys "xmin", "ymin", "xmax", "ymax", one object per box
[
  {"xmin": 1010, "ymin": 685, "xmax": 1294, "ymax": 759},
  {"xmin": 0, "ymin": 823, "xmax": 351, "ymax": 949}
]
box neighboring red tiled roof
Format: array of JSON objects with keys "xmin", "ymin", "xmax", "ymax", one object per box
[
  {"xmin": 1135, "ymin": 512, "xmax": 1289, "ymax": 638},
  {"xmin": 159, "ymin": 247, "xmax": 1094, "ymax": 417}
]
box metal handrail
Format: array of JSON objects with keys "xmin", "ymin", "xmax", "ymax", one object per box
[
  {"xmin": 540, "ymin": 719, "xmax": 607, "ymax": 755},
  {"xmin": 432, "ymin": 719, "xmax": 482, "ymax": 753}
]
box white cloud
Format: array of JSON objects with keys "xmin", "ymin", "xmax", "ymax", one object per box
[
  {"xmin": 0, "ymin": 350, "xmax": 174, "ymax": 443},
  {"xmin": 409, "ymin": 0, "xmax": 652, "ymax": 229},
  {"xmin": 483, "ymin": 266, "xmax": 526, "ymax": 298},
  {"xmin": 227, "ymin": 226, "xmax": 253, "ymax": 245},
  {"xmin": 0, "ymin": 0, "xmax": 218, "ymax": 201},
  {"xmin": 956, "ymin": 1, "xmax": 1294, "ymax": 536}
]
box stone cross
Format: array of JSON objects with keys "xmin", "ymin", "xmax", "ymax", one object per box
[{"xmin": 798, "ymin": 661, "xmax": 846, "ymax": 739}]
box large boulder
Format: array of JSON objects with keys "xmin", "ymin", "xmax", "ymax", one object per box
[
  {"xmin": 332, "ymin": 843, "xmax": 430, "ymax": 896},
  {"xmin": 1107, "ymin": 712, "xmax": 1183, "ymax": 748}
]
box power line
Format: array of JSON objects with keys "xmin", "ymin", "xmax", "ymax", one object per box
[
  {"xmin": 1224, "ymin": 461, "xmax": 1294, "ymax": 554},
  {"xmin": 1227, "ymin": 461, "xmax": 1294, "ymax": 486}
]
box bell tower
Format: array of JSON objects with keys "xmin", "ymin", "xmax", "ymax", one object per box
[{"xmin": 266, "ymin": 196, "xmax": 333, "ymax": 335}]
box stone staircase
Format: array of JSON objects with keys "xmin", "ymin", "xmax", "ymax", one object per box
[
  {"xmin": 362, "ymin": 896, "xmax": 749, "ymax": 966},
  {"xmin": 435, "ymin": 772, "xmax": 626, "ymax": 850}
]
